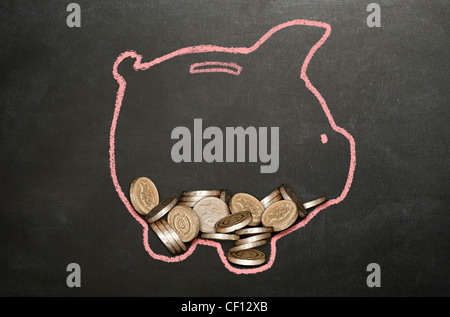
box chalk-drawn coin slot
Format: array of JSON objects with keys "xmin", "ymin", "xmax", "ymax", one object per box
[{"xmin": 189, "ymin": 61, "xmax": 243, "ymax": 76}]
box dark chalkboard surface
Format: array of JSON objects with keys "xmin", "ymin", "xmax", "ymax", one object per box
[{"xmin": 1, "ymin": 0, "xmax": 449, "ymax": 297}]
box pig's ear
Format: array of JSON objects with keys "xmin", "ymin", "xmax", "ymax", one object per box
[
  {"xmin": 113, "ymin": 51, "xmax": 144, "ymax": 84},
  {"xmin": 245, "ymin": 21, "xmax": 329, "ymax": 77}
]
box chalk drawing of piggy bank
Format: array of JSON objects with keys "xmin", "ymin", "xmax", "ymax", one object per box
[{"xmin": 109, "ymin": 19, "xmax": 356, "ymax": 274}]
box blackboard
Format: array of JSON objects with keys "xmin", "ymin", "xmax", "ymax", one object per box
[{"xmin": 1, "ymin": 0, "xmax": 449, "ymax": 299}]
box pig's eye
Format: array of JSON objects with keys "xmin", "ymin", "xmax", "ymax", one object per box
[{"xmin": 321, "ymin": 134, "xmax": 328, "ymax": 144}]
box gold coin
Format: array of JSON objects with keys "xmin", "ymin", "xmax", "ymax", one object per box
[
  {"xmin": 155, "ymin": 220, "xmax": 183, "ymax": 254},
  {"xmin": 160, "ymin": 218, "xmax": 187, "ymax": 252},
  {"xmin": 261, "ymin": 200, "xmax": 298, "ymax": 232},
  {"xmin": 228, "ymin": 239, "xmax": 267, "ymax": 252},
  {"xmin": 303, "ymin": 196, "xmax": 327, "ymax": 209},
  {"xmin": 279, "ymin": 184, "xmax": 307, "ymax": 218},
  {"xmin": 145, "ymin": 196, "xmax": 178, "ymax": 223},
  {"xmin": 200, "ymin": 233, "xmax": 240, "ymax": 241},
  {"xmin": 227, "ymin": 249, "xmax": 266, "ymax": 266},
  {"xmin": 215, "ymin": 211, "xmax": 253, "ymax": 234},
  {"xmin": 167, "ymin": 204, "xmax": 200, "ymax": 243},
  {"xmin": 129, "ymin": 177, "xmax": 159, "ymax": 215},
  {"xmin": 229, "ymin": 193, "xmax": 265, "ymax": 226},
  {"xmin": 219, "ymin": 189, "xmax": 231, "ymax": 204},
  {"xmin": 193, "ymin": 197, "xmax": 230, "ymax": 233},
  {"xmin": 182, "ymin": 190, "xmax": 221, "ymax": 196},
  {"xmin": 150, "ymin": 222, "xmax": 176, "ymax": 255},
  {"xmin": 260, "ymin": 188, "xmax": 281, "ymax": 206},
  {"xmin": 262, "ymin": 193, "xmax": 282, "ymax": 209},
  {"xmin": 235, "ymin": 226, "xmax": 274, "ymax": 235},
  {"xmin": 234, "ymin": 232, "xmax": 272, "ymax": 246}
]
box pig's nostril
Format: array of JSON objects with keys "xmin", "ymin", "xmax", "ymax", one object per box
[
  {"xmin": 321, "ymin": 134, "xmax": 328, "ymax": 144},
  {"xmin": 189, "ymin": 61, "xmax": 242, "ymax": 76}
]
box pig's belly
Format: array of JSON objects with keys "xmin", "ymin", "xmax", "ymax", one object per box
[{"xmin": 114, "ymin": 52, "xmax": 350, "ymax": 201}]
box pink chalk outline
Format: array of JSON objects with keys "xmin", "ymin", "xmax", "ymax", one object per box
[{"xmin": 109, "ymin": 19, "xmax": 356, "ymax": 274}]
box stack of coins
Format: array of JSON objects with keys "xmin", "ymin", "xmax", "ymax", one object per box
[
  {"xmin": 145, "ymin": 195, "xmax": 189, "ymax": 255},
  {"xmin": 232, "ymin": 226, "xmax": 273, "ymax": 252},
  {"xmin": 211, "ymin": 211, "xmax": 272, "ymax": 265},
  {"xmin": 129, "ymin": 177, "xmax": 327, "ymax": 266}
]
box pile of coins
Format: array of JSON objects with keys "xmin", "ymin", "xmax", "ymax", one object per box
[{"xmin": 129, "ymin": 177, "xmax": 326, "ymax": 267}]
